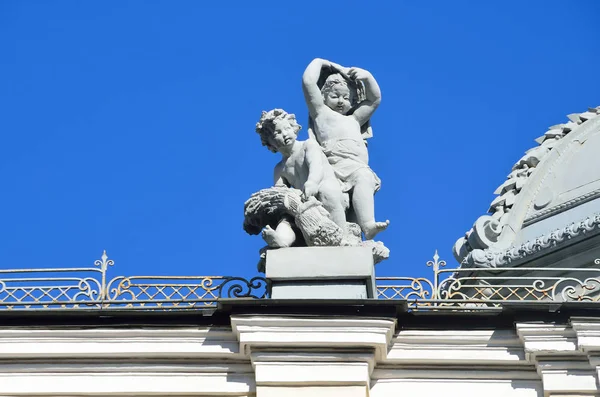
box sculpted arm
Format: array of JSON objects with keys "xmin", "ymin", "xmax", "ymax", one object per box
[
  {"xmin": 302, "ymin": 58, "xmax": 328, "ymax": 117},
  {"xmin": 303, "ymin": 140, "xmax": 325, "ymax": 197},
  {"xmin": 351, "ymin": 68, "xmax": 382, "ymax": 127},
  {"xmin": 273, "ymin": 162, "xmax": 288, "ymax": 187}
]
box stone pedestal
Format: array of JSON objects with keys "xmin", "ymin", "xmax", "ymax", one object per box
[{"xmin": 265, "ymin": 247, "xmax": 376, "ymax": 299}]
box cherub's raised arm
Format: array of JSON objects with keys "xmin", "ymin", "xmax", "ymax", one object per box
[
  {"xmin": 350, "ymin": 68, "xmax": 382, "ymax": 127},
  {"xmin": 302, "ymin": 58, "xmax": 328, "ymax": 117}
]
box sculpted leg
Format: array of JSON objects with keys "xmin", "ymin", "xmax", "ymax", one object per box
[
  {"xmin": 352, "ymin": 170, "xmax": 389, "ymax": 240},
  {"xmin": 318, "ymin": 182, "xmax": 347, "ymax": 233},
  {"xmin": 262, "ymin": 218, "xmax": 296, "ymax": 248}
]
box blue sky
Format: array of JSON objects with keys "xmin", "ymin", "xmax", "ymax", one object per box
[{"xmin": 1, "ymin": 1, "xmax": 599, "ymax": 281}]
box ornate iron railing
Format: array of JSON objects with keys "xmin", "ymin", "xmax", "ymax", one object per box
[
  {"xmin": 377, "ymin": 251, "xmax": 600, "ymax": 309},
  {"xmin": 0, "ymin": 251, "xmax": 269, "ymax": 310},
  {"xmin": 0, "ymin": 251, "xmax": 599, "ymax": 311}
]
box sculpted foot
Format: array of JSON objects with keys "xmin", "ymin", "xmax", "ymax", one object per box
[
  {"xmin": 262, "ymin": 225, "xmax": 293, "ymax": 248},
  {"xmin": 364, "ymin": 220, "xmax": 390, "ymax": 240},
  {"xmin": 262, "ymin": 226, "xmax": 283, "ymax": 248}
]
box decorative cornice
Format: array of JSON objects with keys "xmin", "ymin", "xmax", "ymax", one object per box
[
  {"xmin": 523, "ymin": 188, "xmax": 600, "ymax": 226},
  {"xmin": 516, "ymin": 320, "xmax": 600, "ymax": 395},
  {"xmin": 231, "ymin": 316, "xmax": 396, "ymax": 362},
  {"xmin": 464, "ymin": 212, "xmax": 600, "ymax": 268},
  {"xmin": 515, "ymin": 323, "xmax": 578, "ymax": 361}
]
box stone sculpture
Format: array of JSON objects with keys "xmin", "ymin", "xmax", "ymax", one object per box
[
  {"xmin": 255, "ymin": 109, "xmax": 347, "ymax": 236},
  {"xmin": 243, "ymin": 59, "xmax": 389, "ymax": 270},
  {"xmin": 244, "ymin": 186, "xmax": 343, "ymax": 248},
  {"xmin": 302, "ymin": 58, "xmax": 389, "ymax": 240}
]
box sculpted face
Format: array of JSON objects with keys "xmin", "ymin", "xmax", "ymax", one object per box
[
  {"xmin": 268, "ymin": 118, "xmax": 298, "ymax": 151},
  {"xmin": 323, "ymin": 84, "xmax": 352, "ymax": 115}
]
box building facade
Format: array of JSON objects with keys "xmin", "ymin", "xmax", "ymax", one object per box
[
  {"xmin": 1, "ymin": 250, "xmax": 600, "ymax": 396},
  {"xmin": 2, "ymin": 106, "xmax": 600, "ymax": 396}
]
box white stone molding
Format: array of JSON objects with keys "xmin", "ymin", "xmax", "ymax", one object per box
[
  {"xmin": 524, "ymin": 188, "xmax": 600, "ymax": 226},
  {"xmin": 253, "ymin": 356, "xmax": 372, "ymax": 386},
  {"xmin": 0, "ymin": 362, "xmax": 253, "ymax": 374},
  {"xmin": 516, "ymin": 323, "xmax": 578, "ymax": 361},
  {"xmin": 571, "ymin": 318, "xmax": 600, "ymax": 389},
  {"xmin": 374, "ymin": 328, "xmax": 541, "ymax": 396},
  {"xmin": 0, "ymin": 371, "xmax": 255, "ymax": 396},
  {"xmin": 536, "ymin": 359, "xmax": 598, "ymax": 396},
  {"xmin": 371, "ymin": 378, "xmax": 542, "ymax": 397},
  {"xmin": 231, "ymin": 315, "xmax": 396, "ymax": 397},
  {"xmin": 257, "ymin": 385, "xmax": 368, "ymax": 397},
  {"xmin": 517, "ymin": 321, "xmax": 600, "ymax": 396},
  {"xmin": 571, "ymin": 318, "xmax": 600, "ymax": 353},
  {"xmin": 0, "ymin": 327, "xmax": 243, "ymax": 359},
  {"xmin": 5, "ymin": 317, "xmax": 600, "ymax": 396},
  {"xmin": 462, "ymin": 212, "xmax": 600, "ymax": 268},
  {"xmin": 252, "ymin": 351, "xmax": 376, "ymax": 381},
  {"xmin": 230, "ymin": 316, "xmax": 396, "ymax": 361},
  {"xmin": 0, "ymin": 327, "xmax": 253, "ymax": 395},
  {"xmin": 388, "ymin": 329, "xmax": 527, "ymax": 365},
  {"xmin": 372, "ymin": 366, "xmax": 539, "ymax": 380}
]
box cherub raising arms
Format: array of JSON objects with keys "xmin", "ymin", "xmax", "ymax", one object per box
[{"xmin": 302, "ymin": 58, "xmax": 389, "ymax": 240}]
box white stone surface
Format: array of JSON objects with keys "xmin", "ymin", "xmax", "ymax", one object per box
[
  {"xmin": 254, "ymin": 361, "xmax": 370, "ymax": 385},
  {"xmin": 537, "ymin": 360, "xmax": 598, "ymax": 395},
  {"xmin": 516, "ymin": 323, "xmax": 578, "ymax": 359},
  {"xmin": 1, "ymin": 315, "xmax": 599, "ymax": 396},
  {"xmin": 258, "ymin": 385, "xmax": 367, "ymax": 397},
  {"xmin": 388, "ymin": 329, "xmax": 527, "ymax": 364},
  {"xmin": 371, "ymin": 379, "xmax": 542, "ymax": 397},
  {"xmin": 0, "ymin": 327, "xmax": 241, "ymax": 358},
  {"xmin": 0, "ymin": 372, "xmax": 255, "ymax": 396},
  {"xmin": 266, "ymin": 246, "xmax": 376, "ymax": 298},
  {"xmin": 270, "ymin": 282, "xmax": 370, "ymax": 299},
  {"xmin": 266, "ymin": 246, "xmax": 373, "ymax": 278},
  {"xmin": 231, "ymin": 315, "xmax": 395, "ymax": 361}
]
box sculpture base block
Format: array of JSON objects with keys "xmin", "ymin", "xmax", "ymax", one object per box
[{"xmin": 265, "ymin": 247, "xmax": 376, "ymax": 299}]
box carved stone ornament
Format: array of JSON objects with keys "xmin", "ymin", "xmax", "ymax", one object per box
[
  {"xmin": 244, "ymin": 59, "xmax": 390, "ymax": 271},
  {"xmin": 454, "ymin": 106, "xmax": 600, "ymax": 263},
  {"xmin": 244, "ymin": 186, "xmax": 389, "ymax": 272},
  {"xmin": 463, "ymin": 212, "xmax": 600, "ymax": 268}
]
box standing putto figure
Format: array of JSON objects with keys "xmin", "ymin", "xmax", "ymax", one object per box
[{"xmin": 302, "ymin": 58, "xmax": 389, "ymax": 240}]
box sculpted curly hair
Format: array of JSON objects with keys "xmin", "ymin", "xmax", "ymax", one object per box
[
  {"xmin": 320, "ymin": 73, "xmax": 356, "ymax": 104},
  {"xmin": 255, "ymin": 109, "xmax": 302, "ymax": 153}
]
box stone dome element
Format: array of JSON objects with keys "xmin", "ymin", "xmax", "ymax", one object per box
[{"xmin": 454, "ymin": 106, "xmax": 600, "ymax": 268}]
